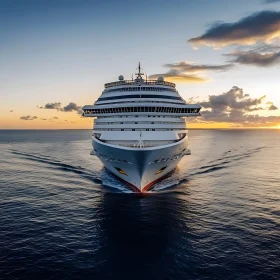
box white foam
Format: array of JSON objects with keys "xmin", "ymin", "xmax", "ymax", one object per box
[
  {"xmin": 101, "ymin": 170, "xmax": 133, "ymax": 193},
  {"xmin": 152, "ymin": 168, "xmax": 183, "ymax": 192}
]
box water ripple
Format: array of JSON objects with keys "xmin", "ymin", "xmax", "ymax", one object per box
[{"xmin": 0, "ymin": 130, "xmax": 279, "ymax": 280}]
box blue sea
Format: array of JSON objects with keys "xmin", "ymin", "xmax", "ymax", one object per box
[{"xmin": 0, "ymin": 129, "xmax": 279, "ymax": 280}]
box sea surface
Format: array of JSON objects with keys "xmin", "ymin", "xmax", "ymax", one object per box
[{"xmin": 0, "ymin": 129, "xmax": 279, "ymax": 280}]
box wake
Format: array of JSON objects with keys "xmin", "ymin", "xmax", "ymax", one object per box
[
  {"xmin": 10, "ymin": 145, "xmax": 266, "ymax": 193},
  {"xmin": 10, "ymin": 150, "xmax": 103, "ymax": 185}
]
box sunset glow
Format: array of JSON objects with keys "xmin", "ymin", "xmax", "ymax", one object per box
[{"xmin": 1, "ymin": 0, "xmax": 280, "ymax": 129}]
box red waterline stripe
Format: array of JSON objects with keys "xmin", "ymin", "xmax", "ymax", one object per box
[
  {"xmin": 109, "ymin": 171, "xmax": 173, "ymax": 193},
  {"xmin": 142, "ymin": 172, "xmax": 172, "ymax": 192}
]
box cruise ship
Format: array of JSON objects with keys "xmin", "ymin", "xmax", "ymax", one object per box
[{"xmin": 82, "ymin": 63, "xmax": 201, "ymax": 192}]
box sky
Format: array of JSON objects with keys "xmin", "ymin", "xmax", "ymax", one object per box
[{"xmin": 1, "ymin": 0, "xmax": 280, "ymax": 129}]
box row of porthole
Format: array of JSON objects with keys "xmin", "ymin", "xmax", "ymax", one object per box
[
  {"xmin": 148, "ymin": 149, "xmax": 186, "ymax": 164},
  {"xmin": 84, "ymin": 107, "xmax": 200, "ymax": 114},
  {"xmin": 95, "ymin": 151, "xmax": 132, "ymax": 164}
]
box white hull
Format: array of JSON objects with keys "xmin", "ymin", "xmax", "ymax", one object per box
[
  {"xmin": 82, "ymin": 64, "xmax": 201, "ymax": 192},
  {"xmin": 93, "ymin": 136, "xmax": 188, "ymax": 192}
]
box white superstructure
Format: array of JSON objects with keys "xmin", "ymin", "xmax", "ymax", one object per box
[{"xmin": 82, "ymin": 63, "xmax": 201, "ymax": 192}]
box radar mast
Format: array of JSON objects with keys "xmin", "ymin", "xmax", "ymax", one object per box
[{"xmin": 135, "ymin": 62, "xmax": 144, "ymax": 80}]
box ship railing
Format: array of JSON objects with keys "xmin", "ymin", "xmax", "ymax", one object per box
[
  {"xmin": 97, "ymin": 140, "xmax": 178, "ymax": 148},
  {"xmin": 104, "ymin": 80, "xmax": 175, "ymax": 88}
]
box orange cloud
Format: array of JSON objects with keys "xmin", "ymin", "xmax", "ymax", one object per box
[{"xmin": 149, "ymin": 71, "xmax": 207, "ymax": 83}]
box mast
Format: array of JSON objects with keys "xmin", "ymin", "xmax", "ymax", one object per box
[{"xmin": 135, "ymin": 62, "xmax": 144, "ymax": 79}]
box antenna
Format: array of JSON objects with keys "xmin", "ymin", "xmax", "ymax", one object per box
[{"xmin": 135, "ymin": 62, "xmax": 144, "ymax": 79}]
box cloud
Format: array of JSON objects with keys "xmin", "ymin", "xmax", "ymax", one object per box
[
  {"xmin": 41, "ymin": 102, "xmax": 62, "ymax": 109},
  {"xmin": 149, "ymin": 61, "xmax": 233, "ymax": 83},
  {"xmin": 200, "ymin": 86, "xmax": 266, "ymax": 110},
  {"xmin": 49, "ymin": 116, "xmax": 60, "ymax": 122},
  {"xmin": 10, "ymin": 110, "xmax": 13, "ymax": 112},
  {"xmin": 61, "ymin": 102, "xmax": 82, "ymax": 113},
  {"xmin": 163, "ymin": 61, "xmax": 233, "ymax": 72},
  {"xmin": 20, "ymin": 115, "xmax": 38, "ymax": 121},
  {"xmin": 49, "ymin": 117, "xmax": 59, "ymax": 122},
  {"xmin": 224, "ymin": 50, "xmax": 280, "ymax": 66},
  {"xmin": 149, "ymin": 70, "xmax": 207, "ymax": 83},
  {"xmin": 264, "ymin": 0, "xmax": 280, "ymax": 3},
  {"xmin": 188, "ymin": 11, "xmax": 280, "ymax": 48},
  {"xmin": 269, "ymin": 104, "xmax": 278, "ymax": 110},
  {"xmin": 41, "ymin": 118, "xmax": 47, "ymax": 120},
  {"xmin": 40, "ymin": 102, "xmax": 82, "ymax": 114},
  {"xmin": 186, "ymin": 97, "xmax": 200, "ymax": 104},
  {"xmin": 195, "ymin": 86, "xmax": 280, "ymax": 127},
  {"xmin": 246, "ymin": 107, "xmax": 265, "ymax": 111}
]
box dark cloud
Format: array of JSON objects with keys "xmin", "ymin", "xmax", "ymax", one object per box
[
  {"xmin": 61, "ymin": 102, "xmax": 82, "ymax": 113},
  {"xmin": 20, "ymin": 115, "xmax": 38, "ymax": 121},
  {"xmin": 41, "ymin": 118, "xmax": 47, "ymax": 120},
  {"xmin": 40, "ymin": 102, "xmax": 82, "ymax": 114},
  {"xmin": 10, "ymin": 110, "xmax": 13, "ymax": 112},
  {"xmin": 264, "ymin": 0, "xmax": 280, "ymax": 3},
  {"xmin": 41, "ymin": 102, "xmax": 62, "ymax": 109},
  {"xmin": 246, "ymin": 107, "xmax": 265, "ymax": 111},
  {"xmin": 163, "ymin": 61, "xmax": 233, "ymax": 72},
  {"xmin": 195, "ymin": 86, "xmax": 279, "ymax": 127},
  {"xmin": 225, "ymin": 50, "xmax": 280, "ymax": 66},
  {"xmin": 188, "ymin": 11, "xmax": 280, "ymax": 48},
  {"xmin": 200, "ymin": 86, "xmax": 266, "ymax": 111},
  {"xmin": 269, "ymin": 104, "xmax": 278, "ymax": 110}
]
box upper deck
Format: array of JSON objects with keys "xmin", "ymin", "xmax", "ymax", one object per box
[{"xmin": 104, "ymin": 79, "xmax": 175, "ymax": 89}]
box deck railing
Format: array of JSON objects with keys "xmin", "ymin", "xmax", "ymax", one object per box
[{"xmin": 104, "ymin": 80, "xmax": 176, "ymax": 88}]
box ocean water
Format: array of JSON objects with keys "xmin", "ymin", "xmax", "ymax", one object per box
[{"xmin": 0, "ymin": 129, "xmax": 279, "ymax": 280}]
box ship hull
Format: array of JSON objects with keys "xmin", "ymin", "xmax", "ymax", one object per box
[{"xmin": 93, "ymin": 137, "xmax": 188, "ymax": 192}]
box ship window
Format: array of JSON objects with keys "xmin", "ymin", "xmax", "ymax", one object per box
[
  {"xmin": 155, "ymin": 166, "xmax": 167, "ymax": 175},
  {"xmin": 97, "ymin": 94, "xmax": 182, "ymax": 102},
  {"xmin": 115, "ymin": 167, "xmax": 127, "ymax": 176}
]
